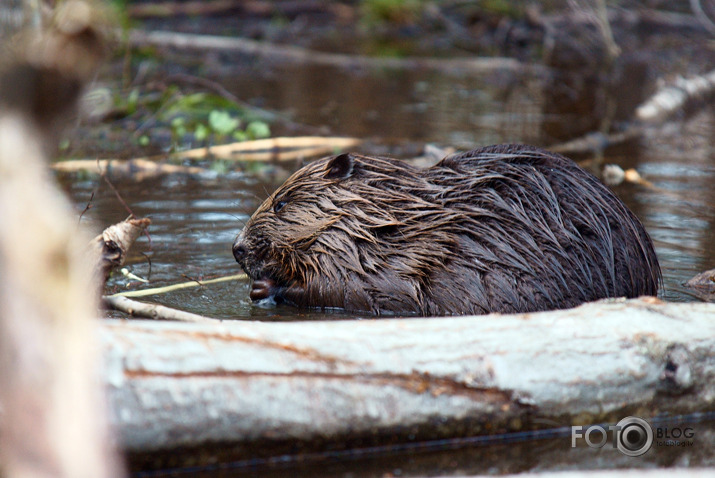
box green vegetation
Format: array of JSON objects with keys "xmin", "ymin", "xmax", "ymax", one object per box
[
  {"xmin": 479, "ymin": 0, "xmax": 525, "ymax": 19},
  {"xmin": 161, "ymin": 91, "xmax": 271, "ymax": 147},
  {"xmin": 108, "ymin": 86, "xmax": 271, "ymax": 152},
  {"xmin": 360, "ymin": 0, "xmax": 426, "ymax": 25}
]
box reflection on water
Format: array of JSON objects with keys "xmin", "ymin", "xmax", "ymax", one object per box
[
  {"xmin": 223, "ymin": 63, "xmax": 547, "ymax": 148},
  {"xmin": 131, "ymin": 417, "xmax": 715, "ymax": 477}
]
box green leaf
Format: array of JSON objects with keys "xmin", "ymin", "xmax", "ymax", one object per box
[
  {"xmin": 171, "ymin": 117, "xmax": 187, "ymax": 137},
  {"xmin": 246, "ymin": 121, "xmax": 271, "ymax": 139},
  {"xmin": 194, "ymin": 123, "xmax": 209, "ymax": 141},
  {"xmin": 208, "ymin": 110, "xmax": 240, "ymax": 135},
  {"xmin": 127, "ymin": 88, "xmax": 140, "ymax": 115}
]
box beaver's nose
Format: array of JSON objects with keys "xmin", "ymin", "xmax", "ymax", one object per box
[{"xmin": 232, "ymin": 240, "xmax": 247, "ymax": 264}]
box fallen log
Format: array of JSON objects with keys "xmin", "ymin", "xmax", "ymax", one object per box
[
  {"xmin": 636, "ymin": 69, "xmax": 715, "ymax": 123},
  {"xmin": 51, "ymin": 136, "xmax": 363, "ymax": 177},
  {"xmin": 101, "ymin": 297, "xmax": 715, "ymax": 469},
  {"xmin": 128, "ymin": 29, "xmax": 545, "ymax": 76},
  {"xmin": 52, "ymin": 158, "xmax": 208, "ymax": 178}
]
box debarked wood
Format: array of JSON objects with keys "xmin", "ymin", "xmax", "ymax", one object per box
[{"xmin": 101, "ymin": 297, "xmax": 715, "ymax": 463}]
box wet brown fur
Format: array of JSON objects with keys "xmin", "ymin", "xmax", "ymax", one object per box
[{"xmin": 233, "ymin": 144, "xmax": 661, "ymax": 316}]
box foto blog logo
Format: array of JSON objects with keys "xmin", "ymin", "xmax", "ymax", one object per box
[{"xmin": 571, "ymin": 416, "xmax": 654, "ymax": 457}]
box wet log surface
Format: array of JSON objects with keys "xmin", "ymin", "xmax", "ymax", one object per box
[{"xmin": 101, "ymin": 297, "xmax": 715, "ymax": 469}]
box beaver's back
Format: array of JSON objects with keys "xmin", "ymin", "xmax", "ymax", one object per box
[{"xmin": 418, "ymin": 144, "xmax": 660, "ymax": 314}]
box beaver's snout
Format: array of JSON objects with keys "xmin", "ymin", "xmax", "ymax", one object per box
[
  {"xmin": 233, "ymin": 236, "xmax": 278, "ymax": 301},
  {"xmin": 232, "ymin": 239, "xmax": 247, "ymax": 265}
]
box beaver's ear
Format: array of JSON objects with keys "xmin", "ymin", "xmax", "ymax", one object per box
[{"xmin": 324, "ymin": 153, "xmax": 355, "ymax": 180}]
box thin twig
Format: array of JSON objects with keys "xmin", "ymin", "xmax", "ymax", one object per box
[
  {"xmin": 100, "ymin": 162, "xmax": 134, "ymax": 218},
  {"xmin": 78, "ymin": 191, "xmax": 95, "ymax": 224},
  {"xmin": 691, "ymin": 0, "xmax": 715, "ymax": 35},
  {"xmin": 109, "ymin": 273, "xmax": 247, "ymax": 298}
]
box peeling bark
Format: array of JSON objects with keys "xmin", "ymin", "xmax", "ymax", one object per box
[{"xmin": 91, "ymin": 217, "xmax": 151, "ymax": 285}]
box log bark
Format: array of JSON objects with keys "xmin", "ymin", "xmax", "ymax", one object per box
[{"xmin": 101, "ymin": 297, "xmax": 715, "ymax": 468}]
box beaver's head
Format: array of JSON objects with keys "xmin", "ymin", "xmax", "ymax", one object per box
[{"xmin": 232, "ymin": 153, "xmax": 438, "ymax": 313}]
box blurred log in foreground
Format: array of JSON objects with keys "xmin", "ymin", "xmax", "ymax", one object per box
[
  {"xmin": 0, "ymin": 1, "xmax": 124, "ymax": 477},
  {"xmin": 101, "ymin": 297, "xmax": 715, "ymax": 470}
]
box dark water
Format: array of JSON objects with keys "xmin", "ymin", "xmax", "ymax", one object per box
[
  {"xmin": 133, "ymin": 415, "xmax": 715, "ymax": 477},
  {"xmin": 61, "ymin": 58, "xmax": 715, "ymax": 319}
]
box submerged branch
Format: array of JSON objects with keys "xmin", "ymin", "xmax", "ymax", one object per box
[
  {"xmin": 171, "ymin": 135, "xmax": 361, "ymax": 161},
  {"xmin": 549, "ymin": 129, "xmax": 642, "ymax": 156},
  {"xmin": 53, "ymin": 158, "xmax": 209, "ymax": 178}
]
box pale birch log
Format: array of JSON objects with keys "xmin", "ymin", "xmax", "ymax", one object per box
[
  {"xmin": 102, "ymin": 297, "xmax": 715, "ymax": 464},
  {"xmin": 636, "ymin": 69, "xmax": 715, "ymax": 122}
]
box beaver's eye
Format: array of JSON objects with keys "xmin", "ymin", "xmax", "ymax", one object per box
[{"xmin": 273, "ymin": 199, "xmax": 288, "ymax": 214}]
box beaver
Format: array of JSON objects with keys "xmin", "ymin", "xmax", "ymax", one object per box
[{"xmin": 232, "ymin": 144, "xmax": 660, "ymax": 316}]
